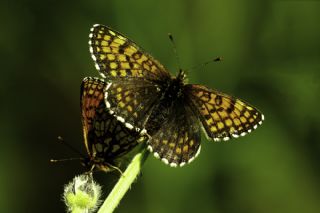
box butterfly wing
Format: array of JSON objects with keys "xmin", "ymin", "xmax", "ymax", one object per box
[
  {"xmin": 105, "ymin": 79, "xmax": 163, "ymax": 133},
  {"xmin": 185, "ymin": 84, "xmax": 264, "ymax": 141},
  {"xmin": 146, "ymin": 100, "xmax": 201, "ymax": 167},
  {"xmin": 89, "ymin": 24, "xmax": 171, "ymax": 133},
  {"xmin": 81, "ymin": 77, "xmax": 145, "ymax": 170},
  {"xmin": 89, "ymin": 24, "xmax": 171, "ymax": 82},
  {"xmin": 81, "ymin": 77, "xmax": 105, "ymax": 157}
]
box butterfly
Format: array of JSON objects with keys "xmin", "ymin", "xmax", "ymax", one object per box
[
  {"xmin": 88, "ymin": 24, "xmax": 264, "ymax": 167},
  {"xmin": 81, "ymin": 77, "xmax": 146, "ymax": 172}
]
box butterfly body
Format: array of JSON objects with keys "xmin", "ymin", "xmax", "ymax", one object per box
[
  {"xmin": 160, "ymin": 70, "xmax": 186, "ymax": 99},
  {"xmin": 89, "ymin": 24, "xmax": 264, "ymax": 167}
]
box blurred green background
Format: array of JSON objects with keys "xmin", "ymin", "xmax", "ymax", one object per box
[{"xmin": 1, "ymin": 0, "xmax": 319, "ymax": 212}]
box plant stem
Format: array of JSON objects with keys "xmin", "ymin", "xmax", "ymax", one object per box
[{"xmin": 97, "ymin": 146, "xmax": 149, "ymax": 213}]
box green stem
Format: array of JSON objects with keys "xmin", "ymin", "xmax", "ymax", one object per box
[{"xmin": 97, "ymin": 146, "xmax": 149, "ymax": 213}]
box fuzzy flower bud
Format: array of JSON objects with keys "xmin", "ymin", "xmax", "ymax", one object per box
[{"xmin": 63, "ymin": 173, "xmax": 102, "ymax": 213}]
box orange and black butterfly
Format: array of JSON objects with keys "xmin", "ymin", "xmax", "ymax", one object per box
[
  {"xmin": 88, "ymin": 24, "xmax": 264, "ymax": 167},
  {"xmin": 81, "ymin": 77, "xmax": 146, "ymax": 172}
]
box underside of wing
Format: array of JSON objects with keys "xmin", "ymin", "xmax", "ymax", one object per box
[{"xmin": 81, "ymin": 77, "xmax": 105, "ymax": 156}]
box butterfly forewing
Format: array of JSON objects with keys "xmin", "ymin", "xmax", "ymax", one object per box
[
  {"xmin": 89, "ymin": 24, "xmax": 171, "ymax": 81},
  {"xmin": 81, "ymin": 77, "xmax": 145, "ymax": 171},
  {"xmin": 185, "ymin": 84, "xmax": 264, "ymax": 141}
]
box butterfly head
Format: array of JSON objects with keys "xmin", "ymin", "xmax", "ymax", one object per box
[
  {"xmin": 160, "ymin": 69, "xmax": 186, "ymax": 100},
  {"xmin": 176, "ymin": 69, "xmax": 187, "ymax": 82},
  {"xmin": 81, "ymin": 156, "xmax": 113, "ymax": 172}
]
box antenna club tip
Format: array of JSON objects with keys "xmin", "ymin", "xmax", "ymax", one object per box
[
  {"xmin": 213, "ymin": 56, "xmax": 223, "ymax": 62},
  {"xmin": 168, "ymin": 33, "xmax": 174, "ymax": 40},
  {"xmin": 50, "ymin": 159, "xmax": 57, "ymax": 163}
]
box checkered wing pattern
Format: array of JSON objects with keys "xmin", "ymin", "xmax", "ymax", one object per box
[
  {"xmin": 87, "ymin": 24, "xmax": 264, "ymax": 168},
  {"xmin": 81, "ymin": 77, "xmax": 145, "ymax": 171},
  {"xmin": 146, "ymin": 101, "xmax": 201, "ymax": 167},
  {"xmin": 89, "ymin": 24, "xmax": 171, "ymax": 81},
  {"xmin": 104, "ymin": 80, "xmax": 161, "ymax": 132},
  {"xmin": 185, "ymin": 84, "xmax": 264, "ymax": 141}
]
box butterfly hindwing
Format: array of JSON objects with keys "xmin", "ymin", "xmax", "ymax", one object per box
[
  {"xmin": 104, "ymin": 79, "xmax": 161, "ymax": 132},
  {"xmin": 146, "ymin": 101, "xmax": 201, "ymax": 167},
  {"xmin": 185, "ymin": 84, "xmax": 264, "ymax": 141}
]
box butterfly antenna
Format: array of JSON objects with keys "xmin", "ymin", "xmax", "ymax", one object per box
[
  {"xmin": 185, "ymin": 56, "xmax": 223, "ymax": 72},
  {"xmin": 168, "ymin": 33, "xmax": 182, "ymax": 74},
  {"xmin": 50, "ymin": 157, "xmax": 83, "ymax": 163},
  {"xmin": 56, "ymin": 136, "xmax": 86, "ymax": 158}
]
